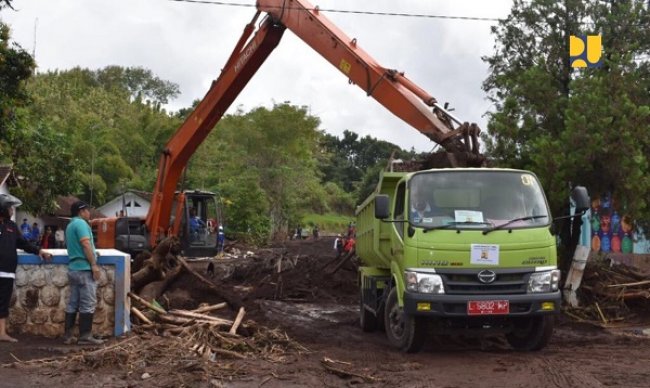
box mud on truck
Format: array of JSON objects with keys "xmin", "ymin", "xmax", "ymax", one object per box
[{"xmin": 356, "ymin": 165, "xmax": 590, "ymax": 352}]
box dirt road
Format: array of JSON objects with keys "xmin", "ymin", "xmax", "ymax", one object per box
[{"xmin": 2, "ymin": 237, "xmax": 649, "ymax": 387}]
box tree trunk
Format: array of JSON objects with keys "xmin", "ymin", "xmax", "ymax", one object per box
[{"xmin": 131, "ymin": 236, "xmax": 182, "ymax": 292}]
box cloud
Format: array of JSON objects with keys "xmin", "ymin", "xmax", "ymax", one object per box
[{"xmin": 2, "ymin": 0, "xmax": 511, "ymax": 152}]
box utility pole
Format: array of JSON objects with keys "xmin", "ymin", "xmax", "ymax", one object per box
[{"xmin": 32, "ymin": 18, "xmax": 38, "ymax": 74}]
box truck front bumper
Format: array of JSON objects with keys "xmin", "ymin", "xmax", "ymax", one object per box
[{"xmin": 403, "ymin": 291, "xmax": 561, "ymax": 317}]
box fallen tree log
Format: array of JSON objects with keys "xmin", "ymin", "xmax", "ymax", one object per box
[
  {"xmin": 176, "ymin": 255, "xmax": 244, "ymax": 310},
  {"xmin": 139, "ymin": 264, "xmax": 184, "ymax": 302},
  {"xmin": 131, "ymin": 237, "xmax": 182, "ymax": 291}
]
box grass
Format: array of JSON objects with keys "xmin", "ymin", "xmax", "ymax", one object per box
[{"xmin": 302, "ymin": 213, "xmax": 353, "ymax": 235}]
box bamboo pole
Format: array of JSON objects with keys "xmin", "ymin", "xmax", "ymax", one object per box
[
  {"xmin": 594, "ymin": 302, "xmax": 608, "ymax": 324},
  {"xmin": 131, "ymin": 306, "xmax": 153, "ymax": 324},
  {"xmin": 606, "ymin": 279, "xmax": 650, "ymax": 288},
  {"xmin": 128, "ymin": 292, "xmax": 167, "ymax": 314},
  {"xmin": 229, "ymin": 307, "xmax": 246, "ymax": 335},
  {"xmin": 168, "ymin": 309, "xmax": 232, "ymax": 325},
  {"xmin": 192, "ymin": 303, "xmax": 228, "ymax": 314}
]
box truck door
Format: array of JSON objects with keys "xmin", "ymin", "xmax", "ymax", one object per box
[{"xmin": 391, "ymin": 181, "xmax": 406, "ymax": 261}]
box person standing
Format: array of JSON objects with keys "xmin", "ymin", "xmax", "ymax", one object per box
[
  {"xmin": 31, "ymin": 222, "xmax": 41, "ymax": 246},
  {"xmin": 333, "ymin": 234, "xmax": 344, "ymax": 258},
  {"xmin": 55, "ymin": 227, "xmax": 65, "ymax": 248},
  {"xmin": 41, "ymin": 227, "xmax": 54, "ymax": 249},
  {"xmin": 217, "ymin": 225, "xmax": 225, "ymax": 254},
  {"xmin": 19, "ymin": 219, "xmax": 31, "ymax": 240},
  {"xmin": 63, "ymin": 200, "xmax": 104, "ymax": 345},
  {"xmin": 0, "ymin": 194, "xmax": 52, "ymax": 342}
]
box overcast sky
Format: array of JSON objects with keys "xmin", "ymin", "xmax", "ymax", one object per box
[{"xmin": 2, "ymin": 0, "xmax": 513, "ymax": 152}]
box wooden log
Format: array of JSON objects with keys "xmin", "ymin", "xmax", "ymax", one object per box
[
  {"xmin": 157, "ymin": 314, "xmax": 192, "ymax": 325},
  {"xmin": 320, "ymin": 358, "xmax": 378, "ymax": 382},
  {"xmin": 128, "ymin": 292, "xmax": 167, "ymax": 314},
  {"xmin": 594, "ymin": 302, "xmax": 608, "ymax": 324},
  {"xmin": 328, "ymin": 251, "xmax": 355, "ymax": 275},
  {"xmin": 606, "ymin": 279, "xmax": 650, "ymax": 288},
  {"xmin": 158, "ymin": 315, "xmax": 230, "ymax": 327},
  {"xmin": 176, "ymin": 256, "xmax": 243, "ymax": 310},
  {"xmin": 139, "ymin": 264, "xmax": 184, "ymax": 302},
  {"xmin": 229, "ymin": 307, "xmax": 246, "ymax": 335},
  {"xmin": 168, "ymin": 309, "xmax": 232, "ymax": 325},
  {"xmin": 131, "ymin": 237, "xmax": 182, "ymax": 291},
  {"xmin": 131, "ymin": 306, "xmax": 153, "ymax": 325},
  {"xmin": 621, "ymin": 291, "xmax": 650, "ymax": 300},
  {"xmin": 192, "ymin": 303, "xmax": 228, "ymax": 314}
]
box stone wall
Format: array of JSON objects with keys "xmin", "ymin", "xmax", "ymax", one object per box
[{"xmin": 7, "ymin": 249, "xmax": 131, "ymax": 339}]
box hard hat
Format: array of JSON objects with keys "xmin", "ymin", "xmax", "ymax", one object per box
[
  {"xmin": 0, "ymin": 193, "xmax": 22, "ymax": 217},
  {"xmin": 218, "ymin": 225, "xmax": 223, "ymax": 230},
  {"xmin": 0, "ymin": 193, "xmax": 22, "ymax": 209}
]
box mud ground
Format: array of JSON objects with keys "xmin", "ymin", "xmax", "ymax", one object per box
[{"xmin": 2, "ymin": 237, "xmax": 649, "ymax": 387}]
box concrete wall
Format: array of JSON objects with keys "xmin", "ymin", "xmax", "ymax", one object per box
[{"xmin": 8, "ymin": 249, "xmax": 131, "ymax": 338}]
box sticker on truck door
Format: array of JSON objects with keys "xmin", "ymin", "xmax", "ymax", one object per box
[{"xmin": 470, "ymin": 244, "xmax": 499, "ymax": 265}]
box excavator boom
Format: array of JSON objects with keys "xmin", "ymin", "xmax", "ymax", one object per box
[
  {"xmin": 257, "ymin": 0, "xmax": 484, "ymax": 158},
  {"xmin": 144, "ymin": 0, "xmax": 485, "ymax": 247}
]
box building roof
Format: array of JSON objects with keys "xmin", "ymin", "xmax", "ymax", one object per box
[
  {"xmin": 0, "ymin": 164, "xmax": 14, "ymax": 187},
  {"xmin": 54, "ymin": 195, "xmax": 105, "ymax": 219}
]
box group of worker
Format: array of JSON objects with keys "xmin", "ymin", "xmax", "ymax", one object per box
[
  {"xmin": 19, "ymin": 219, "xmax": 66, "ymax": 249},
  {"xmin": 333, "ymin": 222, "xmax": 356, "ymax": 258},
  {"xmin": 0, "ymin": 195, "xmax": 104, "ymax": 345}
]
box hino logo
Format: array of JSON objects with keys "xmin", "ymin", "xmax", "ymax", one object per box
[{"xmin": 477, "ymin": 270, "xmax": 497, "ymax": 284}]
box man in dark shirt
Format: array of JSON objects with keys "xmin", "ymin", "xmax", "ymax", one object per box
[{"xmin": 0, "ymin": 194, "xmax": 51, "ymax": 342}]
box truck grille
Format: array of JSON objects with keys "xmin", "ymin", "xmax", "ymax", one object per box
[{"xmin": 439, "ymin": 270, "xmax": 530, "ymax": 295}]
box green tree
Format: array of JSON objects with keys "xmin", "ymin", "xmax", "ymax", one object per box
[
  {"xmin": 483, "ymin": 0, "xmax": 650, "ymax": 221},
  {"xmin": 0, "ymin": 15, "xmax": 34, "ymax": 142},
  {"xmin": 185, "ymin": 104, "xmax": 326, "ymax": 241},
  {"xmin": 0, "ymin": 12, "xmax": 77, "ymax": 213},
  {"xmin": 319, "ymin": 129, "xmax": 416, "ymax": 201},
  {"xmin": 25, "ymin": 67, "xmax": 182, "ymax": 203}
]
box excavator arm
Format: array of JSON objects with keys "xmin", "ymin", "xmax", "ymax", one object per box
[
  {"xmin": 145, "ymin": 13, "xmax": 286, "ymax": 244},
  {"xmin": 257, "ymin": 0, "xmax": 484, "ymax": 159},
  {"xmin": 146, "ymin": 0, "xmax": 485, "ymax": 246}
]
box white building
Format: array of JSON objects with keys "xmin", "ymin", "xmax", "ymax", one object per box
[{"xmin": 98, "ymin": 190, "xmax": 151, "ymax": 218}]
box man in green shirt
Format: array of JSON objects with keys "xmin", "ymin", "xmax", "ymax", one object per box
[{"xmin": 63, "ymin": 200, "xmax": 104, "ymax": 345}]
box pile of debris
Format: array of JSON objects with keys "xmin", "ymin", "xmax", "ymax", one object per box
[
  {"xmin": 567, "ymin": 257, "xmax": 650, "ymax": 325},
  {"xmin": 5, "ymin": 292, "xmax": 307, "ymax": 386}
]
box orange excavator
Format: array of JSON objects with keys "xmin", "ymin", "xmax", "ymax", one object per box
[{"xmin": 91, "ymin": 0, "xmax": 485, "ymax": 257}]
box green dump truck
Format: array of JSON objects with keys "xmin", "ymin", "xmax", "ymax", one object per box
[{"xmin": 356, "ymin": 167, "xmax": 589, "ymax": 352}]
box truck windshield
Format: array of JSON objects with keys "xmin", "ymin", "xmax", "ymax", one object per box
[{"xmin": 408, "ymin": 171, "xmax": 550, "ymax": 230}]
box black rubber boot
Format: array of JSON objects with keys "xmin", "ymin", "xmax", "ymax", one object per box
[
  {"xmin": 77, "ymin": 313, "xmax": 105, "ymax": 345},
  {"xmin": 62, "ymin": 312, "xmax": 77, "ymax": 345}
]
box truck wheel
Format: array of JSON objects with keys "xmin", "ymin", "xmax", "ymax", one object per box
[
  {"xmin": 384, "ymin": 288, "xmax": 425, "ymax": 353},
  {"xmin": 360, "ymin": 289, "xmax": 377, "ymax": 332},
  {"xmin": 506, "ymin": 315, "xmax": 554, "ymax": 351}
]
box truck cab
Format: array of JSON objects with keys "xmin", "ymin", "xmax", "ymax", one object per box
[{"xmin": 357, "ymin": 168, "xmax": 588, "ymax": 352}]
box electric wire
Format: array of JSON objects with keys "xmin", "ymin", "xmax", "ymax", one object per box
[{"xmin": 166, "ymin": 0, "xmax": 502, "ymax": 22}]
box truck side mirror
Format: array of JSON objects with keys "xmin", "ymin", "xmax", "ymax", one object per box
[
  {"xmin": 374, "ymin": 195, "xmax": 390, "ymax": 219},
  {"xmin": 571, "ymin": 186, "xmax": 590, "ymax": 213}
]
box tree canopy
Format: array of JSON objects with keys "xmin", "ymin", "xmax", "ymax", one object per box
[{"xmin": 483, "ymin": 0, "xmax": 650, "ymax": 222}]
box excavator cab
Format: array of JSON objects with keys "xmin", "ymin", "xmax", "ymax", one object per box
[{"xmin": 180, "ymin": 190, "xmax": 223, "ymax": 257}]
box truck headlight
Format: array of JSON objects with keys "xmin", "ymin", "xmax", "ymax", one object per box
[
  {"xmin": 528, "ymin": 270, "xmax": 560, "ymax": 293},
  {"xmin": 405, "ymin": 271, "xmax": 445, "ymax": 294}
]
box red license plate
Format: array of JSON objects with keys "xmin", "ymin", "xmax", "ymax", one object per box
[{"xmin": 467, "ymin": 300, "xmax": 509, "ymax": 315}]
